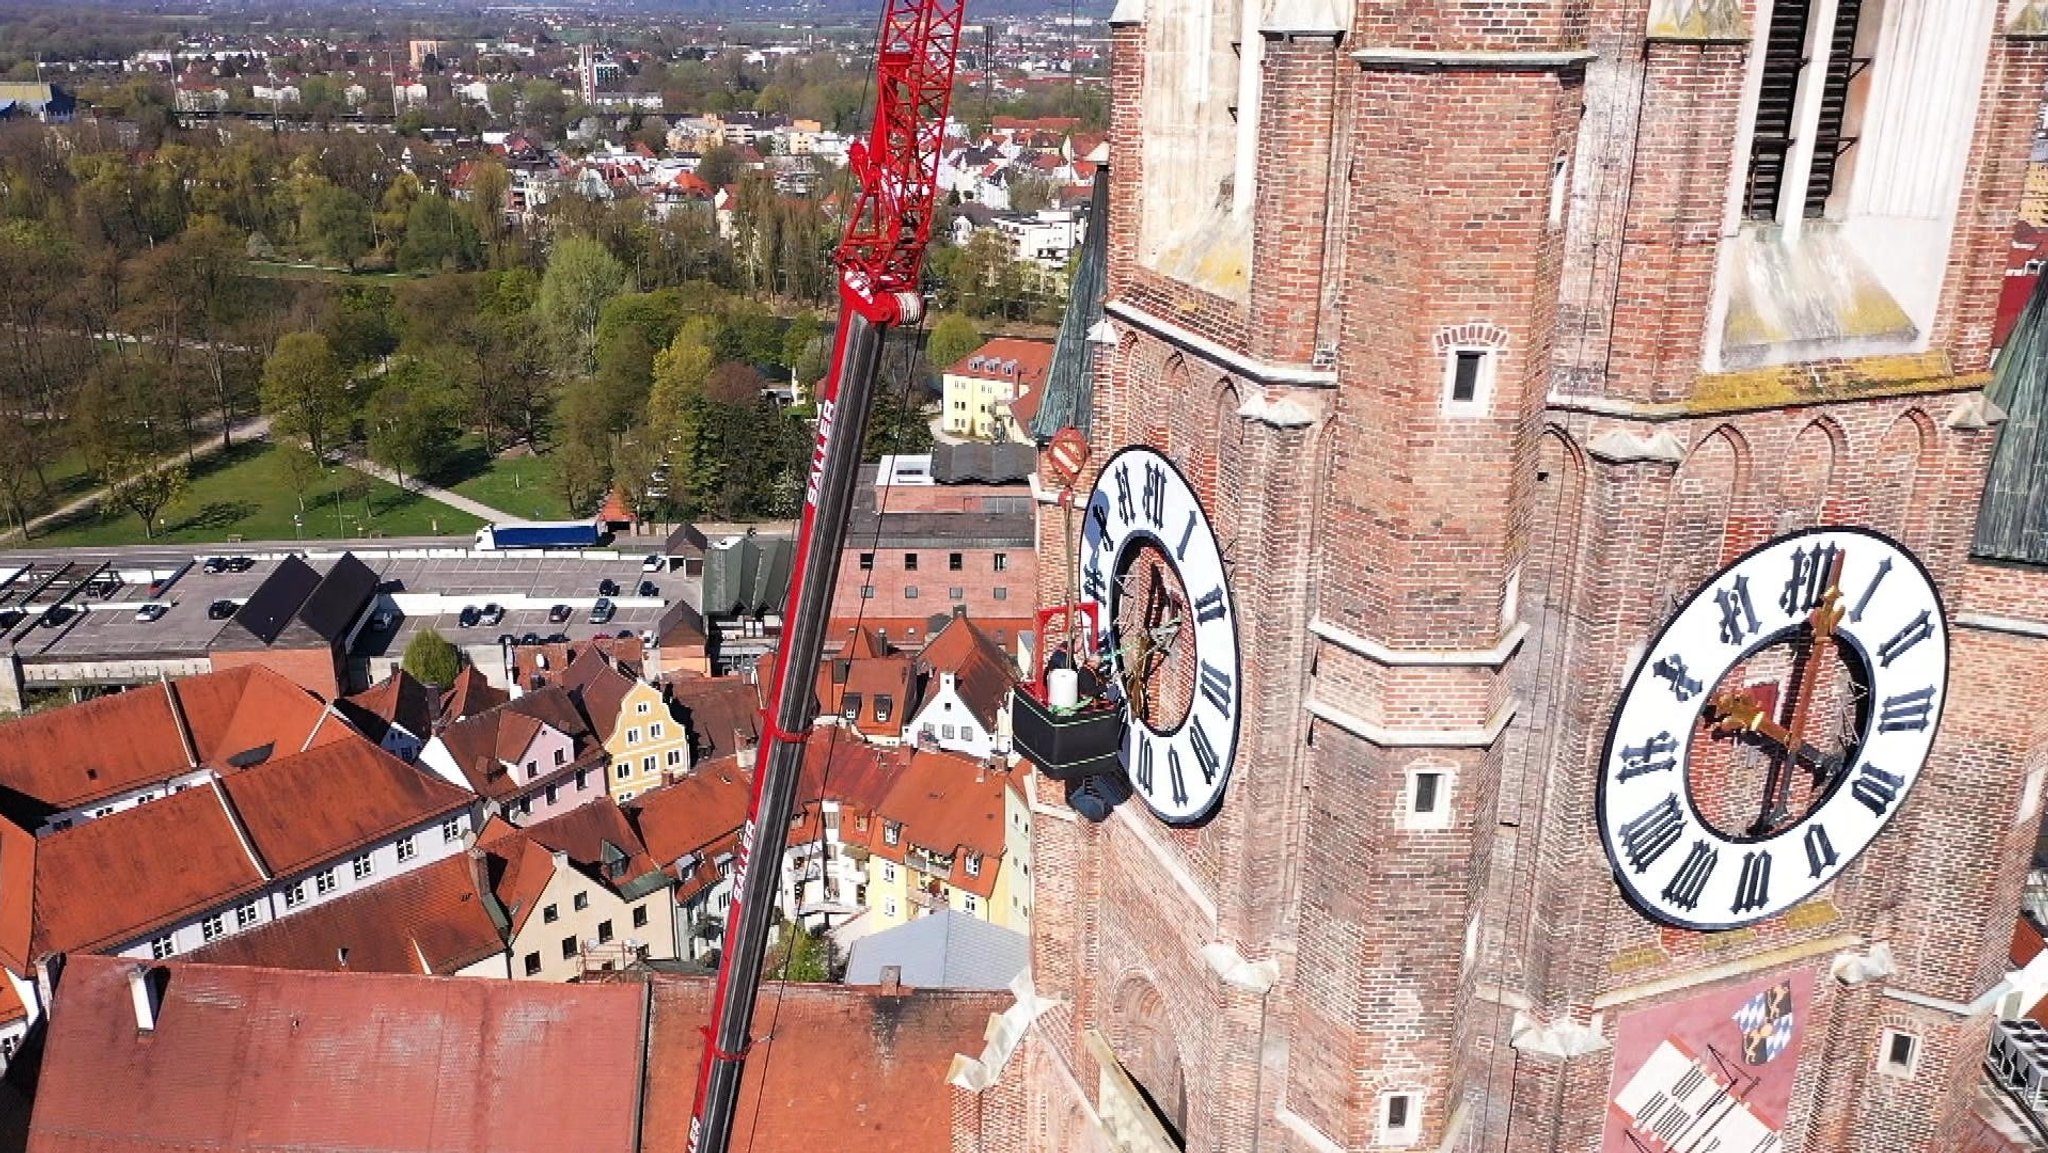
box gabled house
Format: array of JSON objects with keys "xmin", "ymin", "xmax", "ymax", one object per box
[
  {"xmin": 209, "ymin": 553, "xmax": 380, "ymax": 698},
  {"xmin": 627, "ymin": 761, "xmax": 752, "ymax": 963},
  {"xmin": 419, "ymin": 687, "xmax": 605, "ymax": 826},
  {"xmin": 26, "ymin": 733, "xmax": 478, "ymax": 970},
  {"xmin": 337, "ymin": 669, "xmax": 438, "ymax": 762},
  {"xmin": 442, "ymin": 664, "xmax": 509, "ymax": 723},
  {"xmin": 815, "ymin": 626, "xmax": 914, "ymax": 744},
  {"xmin": 0, "ymin": 664, "xmax": 355, "ymax": 835},
  {"xmin": 191, "ymin": 851, "xmax": 510, "ymax": 978},
  {"xmin": 479, "ymin": 801, "xmax": 678, "ymax": 980},
  {"xmin": 908, "ymin": 612, "xmax": 1018, "ymax": 759},
  {"xmin": 558, "ymin": 648, "xmax": 692, "ymax": 804},
  {"xmin": 663, "ymin": 675, "xmax": 763, "ymax": 769}
]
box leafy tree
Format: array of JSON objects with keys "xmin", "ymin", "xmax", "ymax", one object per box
[
  {"xmin": 468, "ymin": 160, "xmax": 511, "ymax": 259},
  {"xmin": 301, "ymin": 182, "xmax": 373, "ymax": 270},
  {"xmin": 320, "ymin": 286, "xmax": 400, "ymax": 369},
  {"xmin": 397, "ymin": 192, "xmax": 482, "ymax": 273},
  {"xmin": 103, "ymin": 456, "xmax": 187, "ymax": 539},
  {"xmin": 924, "ymin": 314, "xmax": 982, "ymax": 375},
  {"xmin": 276, "ymin": 441, "xmax": 322, "ymax": 514},
  {"xmin": 365, "ymin": 355, "xmax": 464, "ymax": 487},
  {"xmin": 696, "ymin": 144, "xmax": 744, "ymax": 189},
  {"xmin": 261, "ymin": 332, "xmax": 352, "ymax": 460},
  {"xmin": 0, "ymin": 418, "xmax": 43, "ymax": 537},
  {"xmin": 539, "ymin": 236, "xmax": 629, "ymax": 372},
  {"xmin": 402, "ymin": 628, "xmax": 463, "ymax": 687}
]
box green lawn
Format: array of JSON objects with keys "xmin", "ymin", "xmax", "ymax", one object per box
[
  {"xmin": 31, "ymin": 439, "xmax": 483, "ymax": 548},
  {"xmin": 440, "ymin": 439, "xmax": 575, "ymax": 521}
]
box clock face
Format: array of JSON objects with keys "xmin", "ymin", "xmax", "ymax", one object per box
[
  {"xmin": 1078, "ymin": 446, "xmax": 1242, "ymax": 824},
  {"xmin": 1597, "ymin": 527, "xmax": 1948, "ymax": 930}
]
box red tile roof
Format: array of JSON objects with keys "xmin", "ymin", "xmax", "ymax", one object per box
[
  {"xmin": 30, "ymin": 957, "xmax": 649, "ymax": 1153},
  {"xmin": 189, "ymin": 853, "xmax": 504, "ymax": 976},
  {"xmin": 31, "ymin": 786, "xmax": 267, "ymax": 957},
  {"xmin": 0, "ymin": 664, "xmax": 341, "ymax": 813},
  {"xmin": 218, "ymin": 734, "xmax": 473, "ymax": 877},
  {"xmin": 662, "ymin": 675, "xmax": 763, "ymax": 762},
  {"xmin": 916, "ymin": 613, "xmax": 1020, "ymax": 733},
  {"xmin": 511, "ymin": 634, "xmax": 645, "ymax": 691},
  {"xmin": 945, "ymin": 337, "xmax": 1054, "ymax": 391},
  {"xmin": 638, "ymin": 975, "xmax": 1007, "ymax": 1152},
  {"xmin": 502, "ymin": 799, "xmax": 665, "ymax": 899},
  {"xmin": 485, "ymin": 835, "xmax": 559, "ymax": 937},
  {"xmin": 628, "ymin": 762, "xmax": 753, "ymax": 869},
  {"xmin": 441, "ymin": 665, "xmax": 509, "ymax": 721},
  {"xmin": 434, "ymin": 687, "xmax": 592, "ymax": 800},
  {"xmin": 337, "ymin": 670, "xmax": 438, "ymax": 748},
  {"xmin": 0, "ymin": 818, "xmax": 34, "ymax": 973},
  {"xmin": 816, "ymin": 653, "xmax": 915, "ymax": 740}
]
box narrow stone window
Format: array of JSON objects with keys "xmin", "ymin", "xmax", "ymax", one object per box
[{"xmin": 1879, "ymin": 1029, "xmax": 1919, "ymax": 1077}]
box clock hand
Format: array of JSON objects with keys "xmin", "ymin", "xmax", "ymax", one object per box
[{"xmin": 1704, "ymin": 691, "xmax": 1845, "ymax": 781}]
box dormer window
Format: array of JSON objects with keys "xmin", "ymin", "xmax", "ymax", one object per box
[
  {"xmin": 884, "ymin": 821, "xmax": 901, "ymax": 846},
  {"xmin": 843, "ymin": 692, "xmax": 863, "ymax": 722},
  {"xmin": 964, "ymin": 851, "xmax": 981, "ymax": 877},
  {"xmin": 874, "ymin": 695, "xmax": 892, "ymax": 724}
]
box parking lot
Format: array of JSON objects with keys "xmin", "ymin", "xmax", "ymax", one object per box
[{"xmin": 0, "ymin": 545, "xmax": 698, "ymax": 668}]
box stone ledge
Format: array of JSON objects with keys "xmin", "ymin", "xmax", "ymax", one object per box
[
  {"xmin": 1304, "ymin": 696, "xmax": 1518, "ymax": 748},
  {"xmin": 1104, "ymin": 300, "xmax": 1338, "ymax": 387},
  {"xmin": 1309, "ymin": 616, "xmax": 1528, "ymax": 668},
  {"xmin": 1351, "ymin": 46, "xmax": 1598, "ymax": 70}
]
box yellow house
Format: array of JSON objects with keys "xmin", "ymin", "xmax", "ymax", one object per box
[
  {"xmin": 939, "ymin": 337, "xmax": 1053, "ymax": 441},
  {"xmin": 562, "ymin": 649, "xmax": 693, "ymax": 804},
  {"xmin": 852, "ymin": 755, "xmax": 1028, "ymax": 934}
]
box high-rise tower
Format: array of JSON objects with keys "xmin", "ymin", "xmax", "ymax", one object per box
[{"xmin": 1006, "ymin": 2, "xmax": 2048, "ymax": 1151}]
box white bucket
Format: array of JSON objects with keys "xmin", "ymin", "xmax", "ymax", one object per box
[{"xmin": 1047, "ymin": 668, "xmax": 1080, "ymax": 708}]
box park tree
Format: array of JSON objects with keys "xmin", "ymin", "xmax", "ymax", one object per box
[
  {"xmin": 301, "ymin": 182, "xmax": 373, "ymax": 270},
  {"xmin": 696, "ymin": 144, "xmax": 744, "ymax": 189},
  {"xmin": 538, "ymin": 236, "xmax": 629, "ymax": 372},
  {"xmin": 402, "ymin": 628, "xmax": 463, "ymax": 687},
  {"xmin": 467, "ymin": 160, "xmax": 511, "ymax": 260},
  {"xmin": 261, "ymin": 332, "xmax": 352, "ymax": 460},
  {"xmin": 276, "ymin": 441, "xmax": 323, "ymax": 514},
  {"xmin": 397, "ymin": 192, "xmax": 482, "ymax": 273},
  {"xmin": 924, "ymin": 313, "xmax": 982, "ymax": 375},
  {"xmin": 365, "ymin": 354, "xmax": 464, "ymax": 487},
  {"xmin": 102, "ymin": 456, "xmax": 188, "ymax": 540}
]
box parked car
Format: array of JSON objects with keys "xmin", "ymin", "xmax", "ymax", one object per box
[
  {"xmin": 478, "ymin": 603, "xmax": 505, "ymax": 627},
  {"xmin": 458, "ymin": 606, "xmax": 482, "ymax": 628},
  {"xmin": 519, "ymin": 632, "xmax": 544, "ymax": 646},
  {"xmin": 0, "ymin": 609, "xmax": 25, "ymax": 629},
  {"xmin": 546, "ymin": 632, "xmax": 570, "ymax": 644},
  {"xmin": 497, "ymin": 634, "xmax": 516, "ymax": 647},
  {"xmin": 39, "ymin": 607, "xmax": 70, "ymax": 628},
  {"xmin": 226, "ymin": 556, "xmax": 255, "ymax": 573},
  {"xmin": 202, "ymin": 557, "xmax": 228, "ymax": 574},
  {"xmin": 589, "ymin": 597, "xmax": 615, "ymax": 625},
  {"xmin": 642, "ymin": 555, "xmax": 665, "ymax": 573},
  {"xmin": 598, "ymin": 579, "xmax": 621, "ymax": 597},
  {"xmin": 208, "ymin": 600, "xmax": 237, "ymax": 620},
  {"xmin": 547, "ymin": 604, "xmax": 573, "ymax": 624},
  {"xmin": 637, "ymin": 580, "xmax": 659, "ymax": 598},
  {"xmin": 134, "ymin": 603, "xmax": 169, "ymax": 622}
]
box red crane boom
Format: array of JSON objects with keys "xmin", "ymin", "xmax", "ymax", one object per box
[{"xmin": 686, "ymin": 3, "xmax": 965, "ymax": 1151}]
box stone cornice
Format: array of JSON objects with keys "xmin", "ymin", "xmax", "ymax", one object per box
[
  {"xmin": 1103, "ymin": 300, "xmax": 1339, "ymax": 387},
  {"xmin": 1304, "ymin": 696, "xmax": 1518, "ymax": 748},
  {"xmin": 1309, "ymin": 616, "xmax": 1528, "ymax": 668},
  {"xmin": 1351, "ymin": 46, "xmax": 1598, "ymax": 71}
]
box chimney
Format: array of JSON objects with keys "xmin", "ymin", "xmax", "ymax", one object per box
[
  {"xmin": 879, "ymin": 965, "xmax": 902, "ymax": 993},
  {"xmin": 129, "ymin": 965, "xmax": 167, "ymax": 1032}
]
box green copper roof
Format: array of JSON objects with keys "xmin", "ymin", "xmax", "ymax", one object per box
[
  {"xmin": 1031, "ymin": 172, "xmax": 1108, "ymax": 443},
  {"xmin": 1976, "ymin": 273, "xmax": 2048, "ymax": 566}
]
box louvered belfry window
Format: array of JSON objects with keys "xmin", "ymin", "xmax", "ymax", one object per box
[{"xmin": 1743, "ymin": 0, "xmax": 1872, "ymax": 222}]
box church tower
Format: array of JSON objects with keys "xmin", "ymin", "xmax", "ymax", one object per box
[{"xmin": 1011, "ymin": 2, "xmax": 2048, "ymax": 1151}]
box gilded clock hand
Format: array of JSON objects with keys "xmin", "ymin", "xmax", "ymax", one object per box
[{"xmin": 1705, "ymin": 690, "xmax": 1841, "ymax": 774}]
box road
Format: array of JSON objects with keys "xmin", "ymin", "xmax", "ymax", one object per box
[{"xmin": 8, "ymin": 415, "xmax": 275, "ymax": 542}]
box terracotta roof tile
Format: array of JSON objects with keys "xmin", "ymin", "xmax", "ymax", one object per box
[
  {"xmin": 337, "ymin": 670, "xmax": 438, "ymax": 747},
  {"xmin": 628, "ymin": 763, "xmax": 753, "ymax": 869},
  {"xmin": 816, "ymin": 654, "xmax": 914, "ymax": 739},
  {"xmin": 486, "ymin": 836, "xmax": 559, "ymax": 936},
  {"xmin": 441, "ymin": 665, "xmax": 509, "ymax": 720},
  {"xmin": 190, "ymin": 853, "xmax": 504, "ymax": 976},
  {"xmin": 31, "ymin": 786, "xmax": 266, "ymax": 957},
  {"xmin": 30, "ymin": 956, "xmax": 648, "ymax": 1153},
  {"xmin": 497, "ymin": 800, "xmax": 667, "ymax": 901},
  {"xmin": 218, "ymin": 734, "xmax": 473, "ymax": 878},
  {"xmin": 0, "ymin": 818, "xmax": 34, "ymax": 973},
  {"xmin": 662, "ymin": 676, "xmax": 763, "ymax": 762},
  {"xmin": 0, "ymin": 684, "xmax": 188, "ymax": 814},
  {"xmin": 916, "ymin": 613, "xmax": 1020, "ymax": 732},
  {"xmin": 945, "ymin": 337, "xmax": 1054, "ymax": 390}
]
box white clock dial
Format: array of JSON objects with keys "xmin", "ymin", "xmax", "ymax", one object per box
[
  {"xmin": 1076, "ymin": 447, "xmax": 1242, "ymax": 824},
  {"xmin": 1597, "ymin": 527, "xmax": 1948, "ymax": 930}
]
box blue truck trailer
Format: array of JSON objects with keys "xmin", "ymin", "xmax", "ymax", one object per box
[{"xmin": 473, "ymin": 520, "xmax": 604, "ymax": 551}]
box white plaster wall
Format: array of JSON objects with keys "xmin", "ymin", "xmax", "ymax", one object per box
[{"xmin": 41, "ymin": 768, "xmax": 216, "ymax": 834}]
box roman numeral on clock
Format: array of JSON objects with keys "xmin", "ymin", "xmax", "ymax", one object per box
[
  {"xmin": 1731, "ymin": 849, "xmax": 1771, "ymax": 915},
  {"xmin": 1716, "ymin": 575, "xmax": 1762, "ymax": 646},
  {"xmin": 1804, "ymin": 823, "xmax": 1839, "ymax": 878},
  {"xmin": 1652, "ymin": 655, "xmax": 1701, "ymax": 702},
  {"xmin": 1662, "ymin": 840, "xmax": 1718, "ymax": 912},
  {"xmin": 1113, "ymin": 464, "xmax": 1134, "ymax": 526},
  {"xmin": 1198, "ymin": 661, "xmax": 1233, "ymax": 717},
  {"xmin": 1141, "ymin": 462, "xmax": 1167, "ymax": 530},
  {"xmin": 1133, "ymin": 736, "xmax": 1154, "ymax": 795},
  {"xmin": 1188, "ymin": 722, "xmax": 1221, "ymax": 786},
  {"xmin": 1780, "ymin": 543, "xmax": 1841, "ymax": 616},
  {"xmin": 1088, "ymin": 500, "xmax": 1110, "ymax": 544},
  {"xmin": 1617, "ymin": 795, "xmax": 1686, "ymax": 874},
  {"xmin": 1615, "ymin": 731, "xmax": 1678, "ymax": 782},
  {"xmin": 1849, "ymin": 557, "xmax": 1892, "ymax": 623},
  {"xmin": 1193, "ymin": 586, "xmax": 1227, "ymax": 624},
  {"xmin": 1852, "ymin": 764, "xmax": 1905, "ymax": 817},
  {"xmin": 1177, "ymin": 509, "xmax": 1197, "ymax": 561},
  {"xmin": 1877, "ymin": 610, "xmax": 1934, "ymax": 668},
  {"xmin": 1878, "ymin": 687, "xmax": 1935, "ymax": 732},
  {"xmin": 1168, "ymin": 747, "xmax": 1189, "ymax": 807}
]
